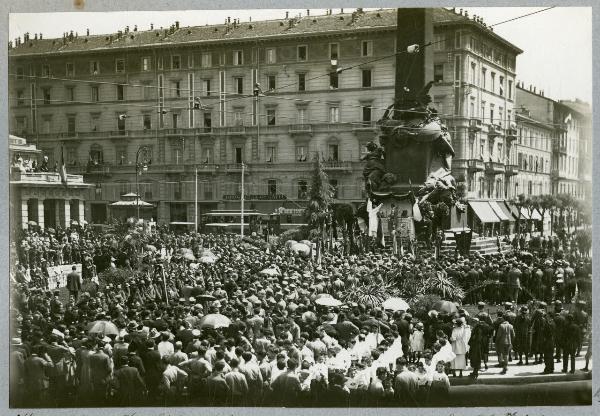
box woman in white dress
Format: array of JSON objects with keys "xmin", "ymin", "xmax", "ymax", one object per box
[{"xmin": 450, "ymin": 317, "xmax": 470, "ymax": 377}]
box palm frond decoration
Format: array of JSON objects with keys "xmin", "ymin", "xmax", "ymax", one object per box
[
  {"xmin": 422, "ymin": 270, "xmax": 465, "ymax": 301},
  {"xmin": 342, "ymin": 277, "xmax": 400, "ymax": 308}
]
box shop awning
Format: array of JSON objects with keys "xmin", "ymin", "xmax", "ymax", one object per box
[
  {"xmin": 505, "ymin": 202, "xmax": 520, "ymax": 219},
  {"xmin": 519, "ymin": 207, "xmax": 531, "ymax": 220},
  {"xmin": 530, "ymin": 209, "xmax": 543, "ymax": 221},
  {"xmin": 469, "ymin": 201, "xmax": 501, "ymax": 223},
  {"xmin": 488, "ymin": 201, "xmax": 511, "ymax": 222},
  {"xmin": 497, "ymin": 201, "xmax": 516, "ymax": 222},
  {"xmin": 110, "ymin": 200, "xmax": 153, "ymax": 207}
]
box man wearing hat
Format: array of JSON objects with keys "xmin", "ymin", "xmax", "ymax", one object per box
[
  {"xmin": 573, "ymin": 300, "xmax": 589, "ymax": 356},
  {"xmin": 513, "ymin": 306, "xmax": 530, "ymax": 365},
  {"xmin": 66, "ymin": 264, "xmax": 82, "ymax": 301},
  {"xmin": 494, "ymin": 315, "xmax": 515, "ymax": 375},
  {"xmin": 552, "ymin": 300, "xmax": 567, "ymax": 363}
]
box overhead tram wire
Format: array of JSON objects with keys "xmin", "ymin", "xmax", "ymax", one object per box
[
  {"xmin": 8, "ymin": 7, "xmax": 556, "ymax": 107},
  {"xmin": 8, "ymin": 91, "xmax": 571, "ymax": 132},
  {"xmin": 8, "ymin": 8, "xmax": 560, "ymax": 126}
]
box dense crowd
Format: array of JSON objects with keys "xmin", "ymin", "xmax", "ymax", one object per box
[{"xmin": 9, "ymin": 222, "xmax": 592, "ymax": 407}]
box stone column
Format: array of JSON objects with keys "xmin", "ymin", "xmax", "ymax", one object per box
[
  {"xmin": 37, "ymin": 199, "xmax": 45, "ymax": 229},
  {"xmin": 64, "ymin": 199, "xmax": 71, "ymax": 228},
  {"xmin": 21, "ymin": 198, "xmax": 29, "ymax": 229},
  {"xmin": 78, "ymin": 200, "xmax": 85, "ymax": 225}
]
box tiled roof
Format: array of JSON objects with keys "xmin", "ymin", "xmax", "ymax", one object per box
[{"xmin": 8, "ymin": 8, "xmax": 521, "ymax": 56}]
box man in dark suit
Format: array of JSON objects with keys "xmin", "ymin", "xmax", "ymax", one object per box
[
  {"xmin": 111, "ymin": 355, "xmax": 147, "ymax": 406},
  {"xmin": 88, "ymin": 341, "xmax": 112, "ymax": 406},
  {"xmin": 562, "ymin": 314, "xmax": 582, "ymax": 374},
  {"xmin": 66, "ymin": 265, "xmax": 82, "ymax": 301},
  {"xmin": 140, "ymin": 339, "xmax": 164, "ymax": 403}
]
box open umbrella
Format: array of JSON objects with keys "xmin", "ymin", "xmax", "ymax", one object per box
[
  {"xmin": 433, "ymin": 300, "xmax": 458, "ymax": 314},
  {"xmin": 315, "ymin": 296, "xmax": 342, "ymax": 307},
  {"xmin": 28, "ymin": 220, "xmax": 37, "ymax": 226},
  {"xmin": 290, "ymin": 242, "xmax": 311, "ymax": 256},
  {"xmin": 145, "ymin": 244, "xmax": 157, "ymax": 252},
  {"xmin": 87, "ymin": 320, "xmax": 119, "ymax": 336},
  {"xmin": 199, "ymin": 256, "xmax": 217, "ymax": 264},
  {"xmin": 196, "ymin": 294, "xmax": 216, "ymax": 302},
  {"xmin": 199, "ymin": 313, "xmax": 231, "ymax": 329},
  {"xmin": 382, "ymin": 297, "xmax": 410, "ymax": 312},
  {"xmin": 183, "ymin": 252, "xmax": 196, "ymax": 261},
  {"xmin": 259, "ymin": 268, "xmax": 281, "ymax": 277}
]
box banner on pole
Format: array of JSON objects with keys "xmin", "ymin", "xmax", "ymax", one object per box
[{"xmin": 47, "ymin": 264, "xmax": 82, "ymax": 289}]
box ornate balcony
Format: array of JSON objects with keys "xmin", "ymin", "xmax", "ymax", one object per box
[
  {"xmin": 485, "ymin": 161, "xmax": 505, "ymax": 175},
  {"xmin": 468, "ymin": 118, "xmax": 483, "ymax": 132},
  {"xmin": 505, "ymin": 164, "xmax": 519, "ymax": 176},
  {"xmin": 487, "ymin": 124, "xmax": 503, "ymax": 138},
  {"xmin": 467, "ymin": 159, "xmax": 485, "ymax": 172},
  {"xmin": 322, "ymin": 160, "xmax": 352, "ymax": 171},
  {"xmin": 553, "ymin": 140, "xmax": 568, "ymax": 154},
  {"xmin": 289, "ymin": 124, "xmax": 313, "ymax": 135},
  {"xmin": 505, "ymin": 123, "xmax": 518, "ymax": 143}
]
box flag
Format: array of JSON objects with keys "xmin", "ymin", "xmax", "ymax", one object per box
[
  {"xmin": 60, "ymin": 144, "xmax": 68, "ymax": 187},
  {"xmin": 564, "ymin": 113, "xmax": 572, "ymax": 124}
]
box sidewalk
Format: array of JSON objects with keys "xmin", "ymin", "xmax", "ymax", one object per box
[{"xmin": 449, "ymin": 346, "xmax": 592, "ymax": 386}]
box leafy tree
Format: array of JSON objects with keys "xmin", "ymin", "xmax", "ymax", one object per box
[
  {"xmin": 538, "ymin": 194, "xmax": 556, "ymax": 235},
  {"xmin": 556, "ymin": 193, "xmax": 575, "ymax": 234},
  {"xmin": 305, "ymin": 154, "xmax": 333, "ymax": 251},
  {"xmin": 511, "ymin": 194, "xmax": 528, "ymax": 236}
]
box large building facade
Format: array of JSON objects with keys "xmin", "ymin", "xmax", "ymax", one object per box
[
  {"xmin": 8, "ymin": 8, "xmax": 525, "ymax": 228},
  {"xmin": 515, "ymin": 84, "xmax": 590, "ymax": 201}
]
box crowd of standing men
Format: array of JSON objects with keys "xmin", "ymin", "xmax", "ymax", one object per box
[{"xmin": 9, "ymin": 222, "xmax": 592, "ymax": 407}]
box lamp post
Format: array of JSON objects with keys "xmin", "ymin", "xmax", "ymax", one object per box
[
  {"xmin": 240, "ymin": 162, "xmax": 245, "ymax": 238},
  {"xmin": 135, "ymin": 146, "xmax": 150, "ymax": 219}
]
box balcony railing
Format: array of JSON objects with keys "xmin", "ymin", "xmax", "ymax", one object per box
[
  {"xmin": 10, "ymin": 171, "xmax": 86, "ymax": 185},
  {"xmin": 352, "ymin": 121, "xmax": 378, "ymax": 131},
  {"xmin": 224, "ymin": 163, "xmax": 250, "ymax": 173},
  {"xmin": 289, "ymin": 124, "xmax": 313, "ymax": 135},
  {"xmin": 485, "ymin": 161, "xmax": 505, "ymax": 175},
  {"xmin": 553, "ymin": 141, "xmax": 568, "ymax": 153},
  {"xmin": 322, "ymin": 160, "xmax": 352, "ymax": 171},
  {"xmin": 467, "ymin": 159, "xmax": 485, "ymax": 172},
  {"xmin": 468, "ymin": 118, "xmax": 483, "ymax": 132},
  {"xmin": 487, "ymin": 124, "xmax": 503, "ymax": 137},
  {"xmin": 505, "ymin": 164, "xmax": 519, "ymax": 176}
]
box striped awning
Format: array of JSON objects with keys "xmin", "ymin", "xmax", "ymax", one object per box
[
  {"xmin": 530, "ymin": 209, "xmax": 543, "ymax": 221},
  {"xmin": 488, "ymin": 201, "xmax": 511, "ymax": 222},
  {"xmin": 520, "ymin": 207, "xmax": 532, "ymax": 220},
  {"xmin": 469, "ymin": 201, "xmax": 501, "ymax": 223}
]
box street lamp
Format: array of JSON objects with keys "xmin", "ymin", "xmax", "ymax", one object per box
[{"xmin": 135, "ymin": 146, "xmax": 150, "ymax": 219}]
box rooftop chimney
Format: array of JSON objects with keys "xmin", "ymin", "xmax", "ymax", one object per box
[
  {"xmin": 307, "ymin": 9, "xmax": 310, "ymax": 16},
  {"xmin": 134, "ymin": 25, "xmax": 138, "ymax": 31},
  {"xmin": 341, "ymin": 8, "xmax": 344, "ymax": 13},
  {"xmin": 34, "ymin": 33, "xmax": 38, "ymax": 40},
  {"xmin": 464, "ymin": 11, "xmax": 468, "ymax": 18},
  {"xmin": 459, "ymin": 8, "xmax": 463, "ymax": 15},
  {"xmin": 150, "ymin": 23, "xmax": 154, "ymax": 30},
  {"xmin": 86, "ymin": 28, "xmax": 90, "ymax": 36},
  {"xmin": 228, "ymin": 16, "xmax": 231, "ymax": 23},
  {"xmin": 286, "ymin": 11, "xmax": 289, "ymax": 19},
  {"xmin": 175, "ymin": 21, "xmax": 179, "ymax": 29},
  {"xmin": 125, "ymin": 25, "xmax": 129, "ymax": 33}
]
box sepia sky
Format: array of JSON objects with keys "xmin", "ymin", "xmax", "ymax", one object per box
[{"xmin": 9, "ymin": 7, "xmax": 592, "ymax": 104}]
